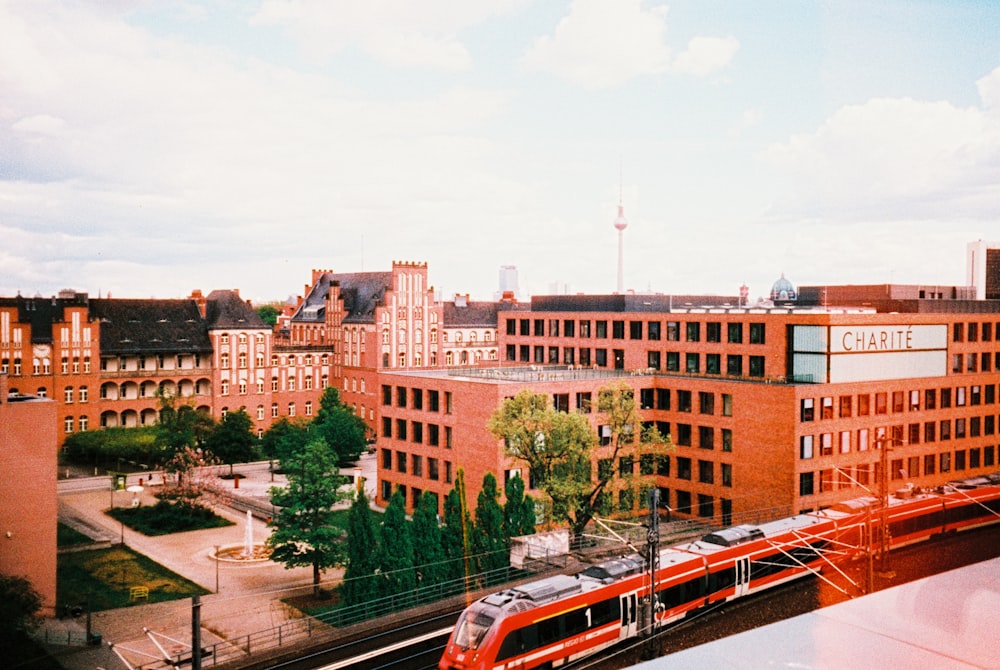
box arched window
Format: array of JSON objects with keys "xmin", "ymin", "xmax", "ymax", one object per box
[
  {"xmin": 460, "ymin": 351, "xmax": 469, "ymax": 365},
  {"xmin": 238, "ymin": 352, "xmax": 247, "ymax": 368},
  {"xmin": 257, "ymin": 405, "xmax": 265, "ymax": 420},
  {"xmin": 238, "ymin": 333, "xmax": 247, "ymax": 343},
  {"xmin": 221, "ymin": 380, "xmax": 229, "ymax": 395},
  {"xmin": 221, "ymin": 333, "xmax": 229, "ymax": 344},
  {"xmin": 446, "ymin": 352, "xmax": 454, "ymax": 366}
]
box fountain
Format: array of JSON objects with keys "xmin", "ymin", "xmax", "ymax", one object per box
[
  {"xmin": 243, "ymin": 509, "xmax": 254, "ymax": 558},
  {"xmin": 211, "ymin": 510, "xmax": 272, "ymax": 563}
]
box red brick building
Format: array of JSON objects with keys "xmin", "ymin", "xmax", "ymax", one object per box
[
  {"xmin": 0, "ymin": 373, "xmax": 57, "ymax": 615},
  {"xmin": 376, "ymin": 288, "xmax": 1000, "ymax": 528}
]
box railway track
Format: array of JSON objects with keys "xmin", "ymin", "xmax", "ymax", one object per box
[{"xmin": 266, "ymin": 524, "xmax": 999, "ymax": 670}]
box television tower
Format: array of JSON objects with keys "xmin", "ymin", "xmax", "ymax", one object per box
[{"xmin": 613, "ymin": 172, "xmax": 628, "ymax": 294}]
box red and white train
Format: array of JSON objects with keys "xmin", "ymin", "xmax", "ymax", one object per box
[{"xmin": 439, "ymin": 473, "xmax": 1000, "ymax": 670}]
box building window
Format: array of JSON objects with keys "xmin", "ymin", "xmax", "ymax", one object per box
[
  {"xmin": 612, "ymin": 321, "xmax": 625, "ymax": 339},
  {"xmin": 677, "ymin": 390, "xmax": 692, "ymax": 412},
  {"xmin": 647, "ymin": 351, "xmax": 661, "ymax": 370},
  {"xmin": 79, "ymin": 415, "xmax": 88, "ymax": 431},
  {"xmin": 647, "ymin": 321, "xmax": 661, "ymax": 340},
  {"xmin": 800, "ymin": 435, "xmax": 814, "ymax": 459},
  {"xmin": 727, "ymin": 322, "xmax": 743, "ymax": 343},
  {"xmin": 257, "ymin": 405, "xmax": 265, "ymax": 420},
  {"xmin": 699, "ymin": 392, "xmax": 714, "ymax": 415},
  {"xmin": 677, "ymin": 457, "xmax": 691, "ymax": 480},
  {"xmin": 665, "ymin": 352, "xmax": 678, "ymax": 371},
  {"xmin": 629, "ymin": 321, "xmax": 643, "ymax": 340},
  {"xmin": 800, "ymin": 398, "xmax": 814, "ymax": 422},
  {"xmin": 685, "ymin": 353, "xmax": 699, "ymax": 373},
  {"xmin": 727, "ymin": 355, "xmax": 742, "ymax": 376},
  {"xmin": 64, "ymin": 416, "xmax": 74, "ymax": 433},
  {"xmin": 79, "ymin": 386, "xmax": 88, "ymax": 403},
  {"xmin": 748, "ymin": 356, "xmax": 764, "ymax": 377},
  {"xmin": 706, "ymin": 354, "xmax": 720, "ymax": 374},
  {"xmin": 685, "ymin": 322, "xmax": 700, "ymax": 342},
  {"xmin": 305, "ymin": 401, "xmax": 313, "ymax": 416},
  {"xmin": 288, "ymin": 403, "xmax": 296, "ymax": 416},
  {"xmin": 64, "ymin": 387, "xmax": 74, "ymax": 403},
  {"xmin": 698, "ymin": 460, "xmax": 714, "ymax": 484},
  {"xmin": 271, "ymin": 403, "xmax": 279, "ymax": 418},
  {"xmin": 221, "ymin": 380, "xmax": 229, "ymax": 396},
  {"xmin": 749, "ymin": 323, "xmax": 766, "ymax": 344},
  {"xmin": 666, "ymin": 322, "xmax": 679, "ymax": 341},
  {"xmin": 800, "ymin": 472, "xmax": 814, "ymax": 496},
  {"xmin": 706, "ymin": 322, "xmax": 721, "ymax": 343}
]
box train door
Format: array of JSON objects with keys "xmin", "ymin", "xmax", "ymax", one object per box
[
  {"xmin": 620, "ymin": 592, "xmax": 638, "ymax": 639},
  {"xmin": 735, "ymin": 556, "xmax": 751, "ymax": 597}
]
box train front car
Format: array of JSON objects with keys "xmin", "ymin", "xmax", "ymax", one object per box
[
  {"xmin": 439, "ymin": 598, "xmax": 503, "ymax": 670},
  {"xmin": 440, "ymin": 558, "xmax": 645, "ymax": 670}
]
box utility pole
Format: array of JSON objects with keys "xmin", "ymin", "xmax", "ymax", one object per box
[
  {"xmin": 875, "ymin": 427, "xmax": 899, "ymax": 577},
  {"xmin": 643, "ymin": 488, "xmax": 661, "ymax": 658},
  {"xmin": 191, "ymin": 595, "xmax": 202, "ymax": 670}
]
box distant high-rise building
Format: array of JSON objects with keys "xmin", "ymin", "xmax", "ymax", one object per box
[
  {"xmin": 496, "ymin": 265, "xmax": 520, "ymax": 300},
  {"xmin": 967, "ymin": 239, "xmax": 1000, "ymax": 300}
]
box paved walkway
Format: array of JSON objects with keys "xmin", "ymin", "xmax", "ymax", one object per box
[{"xmin": 41, "ymin": 454, "xmax": 378, "ymax": 670}]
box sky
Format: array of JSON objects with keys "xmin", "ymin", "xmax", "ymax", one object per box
[{"xmin": 1, "ymin": 0, "xmax": 999, "ymax": 304}]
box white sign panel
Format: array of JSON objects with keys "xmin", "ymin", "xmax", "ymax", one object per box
[
  {"xmin": 791, "ymin": 324, "xmax": 948, "ymax": 383},
  {"xmin": 829, "ymin": 325, "xmax": 947, "ymax": 354}
]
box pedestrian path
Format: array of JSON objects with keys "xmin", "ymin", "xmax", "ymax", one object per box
[{"xmin": 41, "ymin": 454, "xmax": 378, "ymax": 670}]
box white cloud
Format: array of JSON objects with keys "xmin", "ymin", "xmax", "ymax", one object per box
[
  {"xmin": 762, "ymin": 93, "xmax": 1000, "ymax": 222},
  {"xmin": 978, "ymin": 64, "xmax": 1000, "ymax": 112},
  {"xmin": 520, "ymin": 0, "xmax": 737, "ymax": 88},
  {"xmin": 250, "ymin": 0, "xmax": 527, "ymax": 69},
  {"xmin": 671, "ymin": 35, "xmax": 739, "ymax": 77}
]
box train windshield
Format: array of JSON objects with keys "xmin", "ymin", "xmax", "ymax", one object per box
[{"xmin": 454, "ymin": 609, "xmax": 495, "ymax": 651}]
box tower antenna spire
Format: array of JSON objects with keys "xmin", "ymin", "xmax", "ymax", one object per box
[{"xmin": 613, "ymin": 162, "xmax": 628, "ymax": 294}]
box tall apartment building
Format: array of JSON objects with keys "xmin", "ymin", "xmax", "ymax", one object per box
[{"xmin": 375, "ymin": 284, "xmax": 1000, "ymax": 528}]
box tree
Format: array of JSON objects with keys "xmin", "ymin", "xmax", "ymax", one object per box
[
  {"xmin": 471, "ymin": 473, "xmax": 508, "ymax": 580},
  {"xmin": 503, "ymin": 474, "xmax": 536, "ymax": 539},
  {"xmin": 260, "ymin": 417, "xmax": 311, "ymax": 465},
  {"xmin": 488, "ymin": 390, "xmax": 595, "ymax": 534},
  {"xmin": 267, "ymin": 439, "xmax": 347, "ymax": 595},
  {"xmin": 592, "ymin": 380, "xmax": 672, "ymax": 521},
  {"xmin": 154, "ymin": 391, "xmax": 215, "ymax": 460},
  {"xmin": 204, "ymin": 409, "xmax": 258, "ymax": 476},
  {"xmin": 441, "ymin": 470, "xmax": 473, "ymax": 584},
  {"xmin": 160, "ymin": 446, "xmax": 219, "ymax": 508},
  {"xmin": 0, "ymin": 574, "xmax": 43, "ymax": 644},
  {"xmin": 376, "ymin": 490, "xmax": 415, "ymax": 597},
  {"xmin": 312, "ymin": 388, "xmax": 368, "ymax": 465},
  {"xmin": 411, "ymin": 491, "xmax": 447, "ymax": 589},
  {"xmin": 488, "ymin": 384, "xmax": 671, "ymax": 537},
  {"xmin": 341, "ymin": 489, "xmax": 380, "ymax": 606},
  {"xmin": 255, "ymin": 304, "xmax": 280, "ymax": 327}
]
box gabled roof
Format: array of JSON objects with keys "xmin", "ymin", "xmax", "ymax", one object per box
[
  {"xmin": 291, "ymin": 271, "xmax": 393, "ymax": 325},
  {"xmin": 442, "ymin": 301, "xmax": 501, "ymax": 328},
  {"xmin": 89, "ymin": 299, "xmax": 213, "ymax": 355},
  {"xmin": 205, "ymin": 290, "xmax": 269, "ymax": 330}
]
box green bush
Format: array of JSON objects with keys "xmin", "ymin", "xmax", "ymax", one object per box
[{"xmin": 108, "ymin": 501, "xmax": 232, "ymax": 536}]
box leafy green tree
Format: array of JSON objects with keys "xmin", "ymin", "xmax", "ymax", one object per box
[
  {"xmin": 503, "ymin": 474, "xmax": 536, "ymax": 539},
  {"xmin": 0, "ymin": 574, "xmax": 43, "ymax": 644},
  {"xmin": 376, "ymin": 490, "xmax": 415, "ymax": 597},
  {"xmin": 488, "ymin": 390, "xmax": 595, "ymax": 534},
  {"xmin": 255, "ymin": 304, "xmax": 280, "ymax": 327},
  {"xmin": 441, "ymin": 471, "xmax": 473, "ymax": 585},
  {"xmin": 260, "ymin": 417, "xmax": 311, "ymax": 465},
  {"xmin": 412, "ymin": 491, "xmax": 447, "ymax": 589},
  {"xmin": 488, "ymin": 384, "xmax": 670, "ymax": 536},
  {"xmin": 62, "ymin": 426, "xmax": 159, "ymax": 468},
  {"xmin": 472, "ymin": 473, "xmax": 508, "ymax": 579},
  {"xmin": 267, "ymin": 439, "xmax": 348, "ymax": 595},
  {"xmin": 312, "ymin": 388, "xmax": 368, "ymax": 465},
  {"xmin": 204, "ymin": 409, "xmax": 258, "ymax": 476},
  {"xmin": 341, "ymin": 489, "xmax": 380, "ymax": 606},
  {"xmin": 154, "ymin": 391, "xmax": 215, "ymax": 460}
]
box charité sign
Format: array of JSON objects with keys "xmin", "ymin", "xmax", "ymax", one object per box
[
  {"xmin": 829, "ymin": 325, "xmax": 946, "ymax": 354},
  {"xmin": 791, "ymin": 324, "xmax": 947, "ymax": 383}
]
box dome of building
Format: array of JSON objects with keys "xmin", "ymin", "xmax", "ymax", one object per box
[{"xmin": 770, "ymin": 273, "xmax": 797, "ymax": 301}]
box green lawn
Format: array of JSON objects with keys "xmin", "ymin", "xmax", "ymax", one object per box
[
  {"xmin": 57, "ymin": 522, "xmax": 94, "ymax": 547},
  {"xmin": 58, "ymin": 545, "xmax": 208, "ymax": 612}
]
